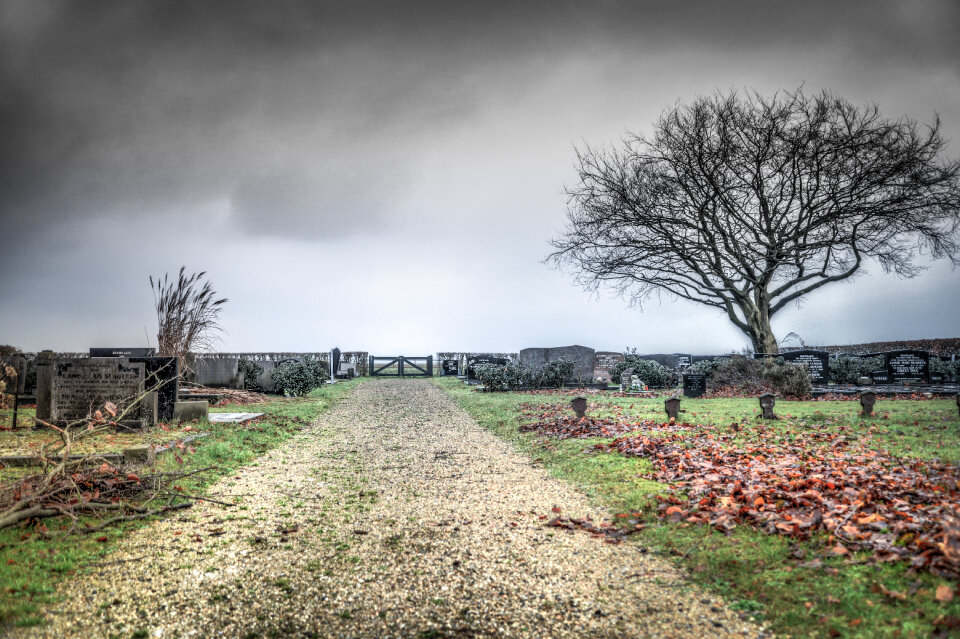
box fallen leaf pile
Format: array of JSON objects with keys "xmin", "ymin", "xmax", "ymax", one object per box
[
  {"xmin": 542, "ymin": 506, "xmax": 644, "ymax": 544},
  {"xmin": 520, "ymin": 415, "xmax": 656, "ymax": 440},
  {"xmin": 592, "ymin": 426, "xmax": 960, "ymax": 578}
]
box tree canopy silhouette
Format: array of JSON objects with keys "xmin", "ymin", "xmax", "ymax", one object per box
[{"xmin": 549, "ymin": 89, "xmax": 960, "ymax": 353}]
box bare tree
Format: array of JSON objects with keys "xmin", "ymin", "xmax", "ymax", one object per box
[
  {"xmin": 548, "ymin": 89, "xmax": 960, "ymax": 353},
  {"xmin": 150, "ymin": 267, "xmax": 228, "ymax": 374}
]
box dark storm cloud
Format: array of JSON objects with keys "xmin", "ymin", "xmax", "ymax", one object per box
[{"xmin": 1, "ymin": 0, "xmax": 958, "ymax": 254}]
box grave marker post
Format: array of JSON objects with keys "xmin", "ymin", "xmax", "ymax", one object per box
[
  {"xmin": 570, "ymin": 396, "xmax": 587, "ymax": 419},
  {"xmin": 664, "ymin": 397, "xmax": 681, "ymax": 421},
  {"xmin": 759, "ymin": 393, "xmax": 777, "ymax": 419},
  {"xmin": 860, "ymin": 390, "xmax": 878, "ymax": 417}
]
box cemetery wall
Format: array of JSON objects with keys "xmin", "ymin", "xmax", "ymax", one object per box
[
  {"xmin": 519, "ymin": 345, "xmax": 596, "ymax": 382},
  {"xmin": 796, "ymin": 337, "xmax": 960, "ymax": 358}
]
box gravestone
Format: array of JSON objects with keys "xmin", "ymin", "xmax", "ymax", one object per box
[
  {"xmin": 682, "ymin": 373, "xmax": 706, "ymax": 398},
  {"xmin": 884, "ymin": 350, "xmax": 930, "ymax": 384},
  {"xmin": 674, "ymin": 354, "xmax": 693, "ymax": 369},
  {"xmin": 129, "ymin": 357, "xmax": 178, "ymax": 421},
  {"xmin": 49, "ymin": 358, "xmax": 154, "ymax": 427},
  {"xmin": 194, "ymin": 358, "xmax": 241, "ymax": 388},
  {"xmin": 930, "ymin": 372, "xmax": 945, "ymax": 384},
  {"xmin": 519, "ymin": 345, "xmax": 596, "ymax": 383},
  {"xmin": 92, "ymin": 356, "xmax": 178, "ymax": 421},
  {"xmin": 871, "ymin": 371, "xmax": 891, "ymax": 385},
  {"xmin": 89, "ymin": 347, "xmax": 156, "ymax": 358},
  {"xmin": 441, "ymin": 359, "xmax": 459, "ymax": 376},
  {"xmin": 570, "ymin": 396, "xmax": 587, "ymax": 419},
  {"xmin": 664, "ymin": 397, "xmax": 681, "ymax": 420},
  {"xmin": 257, "ymin": 360, "xmax": 279, "ymax": 392},
  {"xmin": 35, "ymin": 350, "xmax": 54, "ymax": 421},
  {"xmin": 331, "ymin": 347, "xmax": 341, "ymax": 382},
  {"xmin": 2, "ymin": 355, "xmax": 27, "ymax": 395},
  {"xmin": 593, "ymin": 352, "xmax": 625, "ymax": 382},
  {"xmin": 780, "ymin": 350, "xmax": 830, "ymax": 385},
  {"xmin": 466, "ymin": 354, "xmax": 509, "ymax": 380},
  {"xmin": 620, "ymin": 368, "xmax": 635, "ymax": 392},
  {"xmin": 759, "ymin": 393, "xmax": 777, "ymax": 419}
]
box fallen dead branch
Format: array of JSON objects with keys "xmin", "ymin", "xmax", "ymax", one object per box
[
  {"xmin": 180, "ymin": 384, "xmax": 268, "ymax": 405},
  {"xmin": 0, "ymin": 388, "xmax": 218, "ymax": 533}
]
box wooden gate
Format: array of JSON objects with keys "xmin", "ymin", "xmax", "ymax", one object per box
[{"xmin": 368, "ymin": 356, "xmax": 433, "ymax": 377}]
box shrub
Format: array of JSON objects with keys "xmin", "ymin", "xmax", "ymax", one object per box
[
  {"xmin": 711, "ymin": 357, "xmax": 765, "ymax": 391},
  {"xmin": 473, "ymin": 361, "xmax": 526, "ymax": 391},
  {"xmin": 760, "ymin": 358, "xmax": 813, "ymax": 398},
  {"xmin": 541, "ymin": 357, "xmax": 576, "ymax": 388},
  {"xmin": 609, "ymin": 356, "xmax": 671, "ymax": 388},
  {"xmin": 829, "ymin": 356, "xmax": 883, "ymax": 384},
  {"xmin": 474, "ymin": 356, "xmax": 578, "ymax": 391},
  {"xmin": 710, "ymin": 356, "xmax": 812, "ymax": 398},
  {"xmin": 271, "ymin": 358, "xmax": 329, "ymax": 396},
  {"xmin": 689, "ymin": 357, "xmax": 725, "ymax": 377},
  {"xmin": 930, "ymin": 357, "xmax": 960, "ymax": 382},
  {"xmin": 238, "ymin": 357, "xmax": 264, "ymax": 390}
]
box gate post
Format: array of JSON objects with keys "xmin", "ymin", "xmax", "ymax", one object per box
[
  {"xmin": 369, "ymin": 355, "xmax": 374, "ymax": 377},
  {"xmin": 398, "ymin": 357, "xmax": 405, "ymax": 377},
  {"xmin": 426, "ymin": 356, "xmax": 433, "ymax": 377}
]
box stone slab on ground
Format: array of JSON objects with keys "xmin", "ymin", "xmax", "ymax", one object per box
[
  {"xmin": 207, "ymin": 412, "xmax": 264, "ymax": 424},
  {"xmin": 14, "ymin": 380, "xmax": 765, "ymax": 639}
]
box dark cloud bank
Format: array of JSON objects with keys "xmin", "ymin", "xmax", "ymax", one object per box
[{"xmin": 1, "ymin": 0, "xmax": 958, "ymax": 351}]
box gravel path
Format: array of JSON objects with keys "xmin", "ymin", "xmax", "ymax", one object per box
[{"xmin": 14, "ymin": 379, "xmax": 767, "ymax": 638}]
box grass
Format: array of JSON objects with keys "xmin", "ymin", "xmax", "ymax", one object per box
[
  {"xmin": 0, "ymin": 379, "xmax": 362, "ymax": 629},
  {"xmin": 434, "ymin": 377, "xmax": 960, "ymax": 638}
]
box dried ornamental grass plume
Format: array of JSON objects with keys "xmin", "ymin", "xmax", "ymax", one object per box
[{"xmin": 150, "ymin": 267, "xmax": 228, "ymax": 376}]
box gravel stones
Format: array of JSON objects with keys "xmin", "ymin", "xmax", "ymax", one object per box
[{"xmin": 13, "ymin": 380, "xmax": 766, "ymax": 638}]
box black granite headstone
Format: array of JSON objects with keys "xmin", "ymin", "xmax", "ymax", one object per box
[
  {"xmin": 682, "ymin": 373, "xmax": 706, "ymax": 398},
  {"xmin": 674, "ymin": 354, "xmax": 692, "ymax": 368},
  {"xmin": 780, "ymin": 350, "xmax": 830, "ymax": 385},
  {"xmin": 871, "ymin": 371, "xmax": 891, "ymax": 384},
  {"xmin": 441, "ymin": 359, "xmax": 459, "ymax": 376},
  {"xmin": 884, "ymin": 350, "xmax": 930, "ymax": 384},
  {"xmin": 90, "ymin": 347, "xmax": 156, "ymax": 358},
  {"xmin": 930, "ymin": 372, "xmax": 945, "ymax": 384},
  {"xmin": 92, "ymin": 356, "xmax": 178, "ymax": 422},
  {"xmin": 130, "ymin": 357, "xmax": 178, "ymax": 421},
  {"xmin": 331, "ymin": 348, "xmax": 341, "ymax": 380}
]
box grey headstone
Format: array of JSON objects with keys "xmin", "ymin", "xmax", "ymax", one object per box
[
  {"xmin": 49, "ymin": 358, "xmax": 146, "ymax": 425},
  {"xmin": 174, "ymin": 400, "xmax": 209, "ymax": 423},
  {"xmin": 194, "ymin": 358, "xmax": 241, "ymax": 388},
  {"xmin": 620, "ymin": 368, "xmax": 635, "ymax": 392},
  {"xmin": 3, "ymin": 355, "xmax": 27, "ymax": 395},
  {"xmin": 593, "ymin": 352, "xmax": 625, "ymax": 382}
]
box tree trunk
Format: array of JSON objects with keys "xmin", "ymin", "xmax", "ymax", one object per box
[{"xmin": 745, "ymin": 303, "xmax": 779, "ymax": 354}]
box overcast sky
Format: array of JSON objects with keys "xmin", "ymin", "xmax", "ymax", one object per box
[{"xmin": 1, "ymin": 0, "xmax": 958, "ymax": 355}]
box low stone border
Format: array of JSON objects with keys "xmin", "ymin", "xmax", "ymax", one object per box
[{"xmin": 0, "ymin": 432, "xmax": 210, "ymax": 468}]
